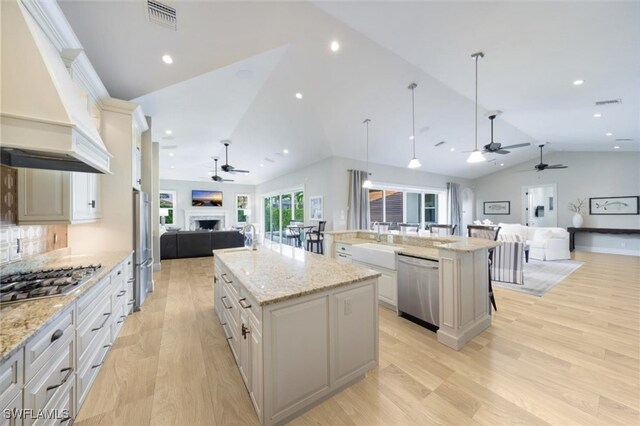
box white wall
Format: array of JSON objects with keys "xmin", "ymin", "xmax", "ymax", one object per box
[
  {"xmin": 255, "ymin": 156, "xmax": 471, "ymax": 231},
  {"xmin": 159, "ymin": 179, "xmax": 256, "ymax": 229},
  {"xmin": 473, "ymin": 151, "xmax": 640, "ymax": 255}
]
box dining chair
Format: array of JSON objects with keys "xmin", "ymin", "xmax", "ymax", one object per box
[
  {"xmin": 467, "ymin": 225, "xmax": 501, "ymax": 312},
  {"xmin": 398, "ymin": 223, "xmax": 420, "ymax": 234},
  {"xmin": 285, "ymin": 225, "xmax": 301, "ymax": 247},
  {"xmin": 429, "ymin": 224, "xmax": 457, "ymax": 236},
  {"xmin": 306, "ymin": 221, "xmax": 326, "ymax": 254}
]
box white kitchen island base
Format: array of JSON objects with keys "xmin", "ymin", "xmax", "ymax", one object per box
[{"xmin": 213, "ymin": 246, "xmax": 379, "ymax": 426}]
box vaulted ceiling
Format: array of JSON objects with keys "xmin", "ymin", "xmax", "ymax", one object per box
[{"xmin": 59, "ymin": 0, "xmax": 640, "ymax": 184}]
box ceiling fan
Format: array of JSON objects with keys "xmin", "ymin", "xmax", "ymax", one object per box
[
  {"xmin": 220, "ymin": 140, "xmax": 250, "ymax": 174},
  {"xmin": 481, "ymin": 114, "xmax": 530, "ymax": 154},
  {"xmin": 525, "ymin": 144, "xmax": 568, "ymax": 172},
  {"xmin": 208, "ymin": 157, "xmax": 234, "ymax": 182}
]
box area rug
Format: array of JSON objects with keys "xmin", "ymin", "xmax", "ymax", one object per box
[{"xmin": 493, "ymin": 259, "xmax": 584, "ymax": 297}]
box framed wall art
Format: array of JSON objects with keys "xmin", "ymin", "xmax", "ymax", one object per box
[
  {"xmin": 483, "ymin": 201, "xmax": 510, "ymax": 215},
  {"xmin": 589, "ymin": 196, "xmax": 639, "ymax": 215}
]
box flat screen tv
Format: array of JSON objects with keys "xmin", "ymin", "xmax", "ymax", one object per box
[{"xmin": 192, "ymin": 190, "xmax": 223, "ymax": 207}]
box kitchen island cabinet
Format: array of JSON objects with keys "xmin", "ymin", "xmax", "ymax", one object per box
[{"xmin": 213, "ymin": 243, "xmax": 380, "ymax": 426}]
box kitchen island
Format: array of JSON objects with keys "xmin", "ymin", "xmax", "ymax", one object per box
[
  {"xmin": 212, "ymin": 243, "xmax": 380, "ymax": 426},
  {"xmin": 325, "ymin": 230, "xmax": 500, "ymax": 351}
]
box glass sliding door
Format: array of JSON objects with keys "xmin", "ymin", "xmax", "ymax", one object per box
[
  {"xmin": 270, "ymin": 195, "xmax": 281, "ymax": 242},
  {"xmin": 294, "ymin": 191, "xmax": 304, "ymax": 222},
  {"xmin": 262, "ymin": 189, "xmax": 304, "ymax": 243},
  {"xmin": 424, "ymin": 193, "xmax": 438, "ymax": 227},
  {"xmin": 406, "ymin": 192, "xmax": 422, "ymax": 224},
  {"xmin": 264, "ymin": 197, "xmax": 272, "ymax": 240}
]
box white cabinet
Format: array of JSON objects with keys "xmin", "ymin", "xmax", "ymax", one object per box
[
  {"xmin": 132, "ymin": 123, "xmax": 142, "ymax": 190},
  {"xmin": 0, "ymin": 391, "xmax": 22, "ymax": 426},
  {"xmin": 18, "ymin": 169, "xmax": 101, "ymax": 224},
  {"xmin": 353, "ymin": 259, "xmax": 397, "ymax": 309},
  {"xmin": 248, "ymin": 312, "xmax": 263, "ymax": 418}
]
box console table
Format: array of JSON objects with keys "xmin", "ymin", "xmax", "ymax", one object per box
[{"xmin": 567, "ymin": 227, "xmax": 640, "ymax": 251}]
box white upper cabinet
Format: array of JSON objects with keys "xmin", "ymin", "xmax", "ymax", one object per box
[
  {"xmin": 132, "ymin": 122, "xmax": 142, "ymax": 190},
  {"xmin": 18, "ymin": 169, "xmax": 102, "ymax": 224}
]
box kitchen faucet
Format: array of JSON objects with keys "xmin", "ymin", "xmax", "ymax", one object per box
[
  {"xmin": 241, "ymin": 224, "xmax": 257, "ymax": 250},
  {"xmin": 372, "ymin": 221, "xmax": 381, "ymax": 242}
]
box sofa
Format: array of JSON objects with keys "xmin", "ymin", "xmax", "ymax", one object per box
[
  {"xmin": 498, "ymin": 223, "xmax": 570, "ymax": 261},
  {"xmin": 160, "ymin": 230, "xmax": 244, "ymax": 259}
]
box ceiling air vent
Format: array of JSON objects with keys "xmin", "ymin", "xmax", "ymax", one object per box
[
  {"xmin": 435, "ymin": 141, "xmax": 446, "ymax": 147},
  {"xmin": 615, "ymin": 138, "xmax": 633, "ymax": 142},
  {"xmin": 147, "ymin": 0, "xmax": 177, "ymax": 30},
  {"xmin": 160, "ymin": 145, "xmax": 178, "ymax": 150},
  {"xmin": 264, "ymin": 157, "xmax": 275, "ymax": 163},
  {"xmin": 595, "ymin": 99, "xmax": 622, "ymax": 106}
]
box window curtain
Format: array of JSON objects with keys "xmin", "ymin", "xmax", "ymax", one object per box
[
  {"xmin": 347, "ymin": 170, "xmax": 370, "ymax": 230},
  {"xmin": 447, "ymin": 182, "xmax": 462, "ymax": 236}
]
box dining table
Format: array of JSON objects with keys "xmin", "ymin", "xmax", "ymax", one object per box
[{"xmin": 287, "ymin": 224, "xmax": 315, "ymax": 248}]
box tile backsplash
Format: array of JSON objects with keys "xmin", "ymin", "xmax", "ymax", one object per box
[{"xmin": 0, "ymin": 225, "xmax": 68, "ymax": 265}]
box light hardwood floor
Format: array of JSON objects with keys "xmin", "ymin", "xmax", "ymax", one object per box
[{"xmin": 75, "ymin": 252, "xmax": 640, "ymax": 425}]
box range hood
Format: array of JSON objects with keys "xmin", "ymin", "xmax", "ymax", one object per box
[{"xmin": 0, "ymin": 0, "xmax": 112, "ymax": 174}]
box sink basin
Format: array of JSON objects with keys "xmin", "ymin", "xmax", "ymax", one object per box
[{"xmin": 351, "ymin": 243, "xmax": 401, "ymax": 270}]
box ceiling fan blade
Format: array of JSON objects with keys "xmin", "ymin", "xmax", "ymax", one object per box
[
  {"xmin": 223, "ymin": 179, "xmax": 235, "ymax": 182},
  {"xmin": 495, "ymin": 150, "xmax": 510, "ymax": 155},
  {"xmin": 500, "ymin": 143, "xmax": 531, "ymax": 150},
  {"xmin": 547, "ymin": 165, "xmax": 568, "ymax": 169},
  {"xmin": 516, "ymin": 169, "xmax": 533, "ymax": 173},
  {"xmin": 228, "ymin": 169, "xmax": 250, "ymax": 174}
]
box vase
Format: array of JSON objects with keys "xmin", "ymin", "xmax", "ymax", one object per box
[{"xmin": 572, "ymin": 213, "xmax": 584, "ymax": 228}]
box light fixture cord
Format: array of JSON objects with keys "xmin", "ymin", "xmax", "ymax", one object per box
[
  {"xmin": 411, "ymin": 86, "xmax": 416, "ymax": 157},
  {"xmin": 474, "ymin": 56, "xmax": 478, "ymax": 150},
  {"xmin": 366, "ymin": 119, "xmax": 370, "ymax": 173}
]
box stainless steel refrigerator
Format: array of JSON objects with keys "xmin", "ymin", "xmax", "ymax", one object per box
[{"xmin": 134, "ymin": 191, "xmax": 153, "ymax": 310}]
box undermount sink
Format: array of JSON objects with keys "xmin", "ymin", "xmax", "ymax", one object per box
[{"xmin": 351, "ymin": 243, "xmax": 401, "ymax": 270}]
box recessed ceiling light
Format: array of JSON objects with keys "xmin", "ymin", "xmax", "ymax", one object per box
[
  {"xmin": 573, "ymin": 79, "xmax": 584, "ymax": 86},
  {"xmin": 330, "ymin": 41, "xmax": 340, "ymax": 52},
  {"xmin": 165, "ymin": 130, "xmax": 172, "ymax": 135},
  {"xmin": 162, "ymin": 54, "xmax": 173, "ymax": 64},
  {"xmin": 606, "ymin": 132, "xmax": 613, "ymax": 136},
  {"xmin": 283, "ymin": 149, "xmax": 289, "ymax": 154},
  {"xmin": 168, "ymin": 152, "xmax": 174, "ymax": 157},
  {"xmin": 295, "ymin": 93, "xmax": 303, "ymax": 99},
  {"xmin": 260, "ymin": 163, "xmax": 264, "ymax": 167},
  {"xmin": 500, "ymin": 163, "xmax": 505, "ymax": 166},
  {"xmin": 170, "ymin": 165, "xmax": 175, "ymax": 169},
  {"xmin": 409, "ymin": 136, "xmax": 414, "ymax": 140},
  {"xmin": 450, "ymin": 147, "xmax": 455, "ymax": 152},
  {"xmin": 593, "ymin": 113, "xmax": 602, "ymax": 118},
  {"xmin": 207, "ymin": 171, "xmax": 213, "ymax": 176},
  {"xmin": 614, "ymin": 145, "xmax": 620, "ymax": 149}
]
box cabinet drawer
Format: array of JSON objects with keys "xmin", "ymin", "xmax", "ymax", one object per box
[
  {"xmin": 41, "ymin": 378, "xmax": 74, "ymax": 426},
  {"xmin": 24, "ymin": 337, "xmax": 74, "ymax": 421},
  {"xmin": 237, "ymin": 287, "xmax": 261, "ymax": 323},
  {"xmin": 110, "ymin": 264, "xmax": 125, "ymax": 296},
  {"xmin": 335, "ymin": 243, "xmax": 352, "ymax": 254},
  {"xmin": 222, "ymin": 284, "xmax": 239, "ymax": 329},
  {"xmin": 0, "ymin": 349, "xmax": 23, "ymax": 410},
  {"xmin": 335, "ymin": 252, "xmax": 352, "ymax": 263},
  {"xmin": 76, "ymin": 277, "xmax": 110, "ymax": 325},
  {"xmin": 24, "ymin": 308, "xmax": 74, "ymax": 382},
  {"xmin": 77, "ymin": 295, "xmax": 111, "ymax": 365},
  {"xmin": 110, "ymin": 301, "xmax": 128, "ymax": 343},
  {"xmin": 223, "ymin": 310, "xmax": 239, "ymax": 363},
  {"xmin": 76, "ymin": 327, "xmax": 110, "ymax": 409},
  {"xmin": 0, "ymin": 390, "xmax": 22, "ymax": 426}
]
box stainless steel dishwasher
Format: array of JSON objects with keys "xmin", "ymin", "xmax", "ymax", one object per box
[{"xmin": 397, "ymin": 254, "xmax": 439, "ymax": 330}]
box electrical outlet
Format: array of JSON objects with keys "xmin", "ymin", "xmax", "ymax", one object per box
[{"xmin": 344, "ymin": 298, "xmax": 352, "ymax": 315}]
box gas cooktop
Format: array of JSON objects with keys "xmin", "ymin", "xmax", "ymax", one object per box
[{"xmin": 0, "ymin": 264, "xmax": 102, "ymax": 305}]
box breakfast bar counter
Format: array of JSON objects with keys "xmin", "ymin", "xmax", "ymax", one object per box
[{"xmin": 212, "ymin": 243, "xmax": 380, "ymax": 426}]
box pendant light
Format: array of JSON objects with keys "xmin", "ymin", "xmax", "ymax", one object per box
[
  {"xmin": 407, "ymin": 83, "xmax": 421, "ymax": 168},
  {"xmin": 362, "ymin": 118, "xmax": 372, "ymax": 188},
  {"xmin": 467, "ymin": 52, "xmax": 487, "ymax": 163}
]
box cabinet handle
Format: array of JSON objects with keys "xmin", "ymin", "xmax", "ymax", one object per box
[
  {"xmin": 214, "ymin": 276, "xmax": 217, "ymax": 284},
  {"xmin": 117, "ymin": 270, "xmax": 122, "ymax": 276},
  {"xmin": 137, "ymin": 179, "xmax": 141, "ymax": 184},
  {"xmin": 117, "ymin": 315, "xmax": 127, "ymax": 324},
  {"xmin": 238, "ymin": 298, "xmax": 252, "ymax": 309},
  {"xmin": 221, "ymin": 274, "xmax": 232, "ymax": 284},
  {"xmin": 127, "ymin": 278, "xmax": 135, "ymax": 283},
  {"xmin": 128, "ymin": 260, "xmax": 132, "ymax": 265},
  {"xmin": 221, "ymin": 296, "xmax": 232, "ymax": 310},
  {"xmin": 128, "ymin": 299, "xmax": 134, "ymax": 306},
  {"xmin": 88, "ymin": 200, "xmax": 96, "ymax": 208},
  {"xmin": 51, "ymin": 329, "xmax": 64, "ymax": 343},
  {"xmin": 60, "ymin": 415, "xmax": 72, "ymax": 423},
  {"xmin": 92, "ymin": 312, "xmax": 111, "ymax": 332},
  {"xmin": 92, "ymin": 344, "xmax": 112, "ymax": 369},
  {"xmin": 242, "ymin": 323, "xmax": 250, "ymax": 339},
  {"xmin": 46, "ymin": 367, "xmax": 73, "ymax": 392},
  {"xmin": 116, "ymin": 290, "xmax": 126, "ymax": 297},
  {"xmin": 221, "ymin": 323, "xmax": 233, "ymax": 340}
]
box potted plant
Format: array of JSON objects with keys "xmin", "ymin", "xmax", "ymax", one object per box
[{"xmin": 568, "ymin": 199, "xmax": 586, "ymax": 228}]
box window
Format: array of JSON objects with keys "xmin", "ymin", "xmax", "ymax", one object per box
[
  {"xmin": 159, "ymin": 190, "xmax": 176, "ymax": 225},
  {"xmin": 262, "ymin": 188, "xmax": 304, "ymax": 242},
  {"xmin": 236, "ymin": 194, "xmax": 250, "ymax": 224},
  {"xmin": 368, "ymin": 186, "xmax": 445, "ymax": 230}
]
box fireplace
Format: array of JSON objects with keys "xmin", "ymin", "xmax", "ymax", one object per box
[
  {"xmin": 195, "ymin": 219, "xmax": 220, "ymax": 230},
  {"xmin": 184, "ymin": 209, "xmax": 228, "ymax": 231}
]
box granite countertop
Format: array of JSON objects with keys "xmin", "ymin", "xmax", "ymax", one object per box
[
  {"xmin": 0, "ymin": 250, "xmax": 132, "ymax": 363},
  {"xmin": 213, "ymin": 242, "xmax": 381, "ymax": 306},
  {"xmin": 329, "ymin": 230, "xmax": 500, "ymax": 254}
]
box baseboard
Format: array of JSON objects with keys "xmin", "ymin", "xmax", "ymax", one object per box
[{"xmin": 575, "ymin": 245, "xmax": 640, "ymax": 257}]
